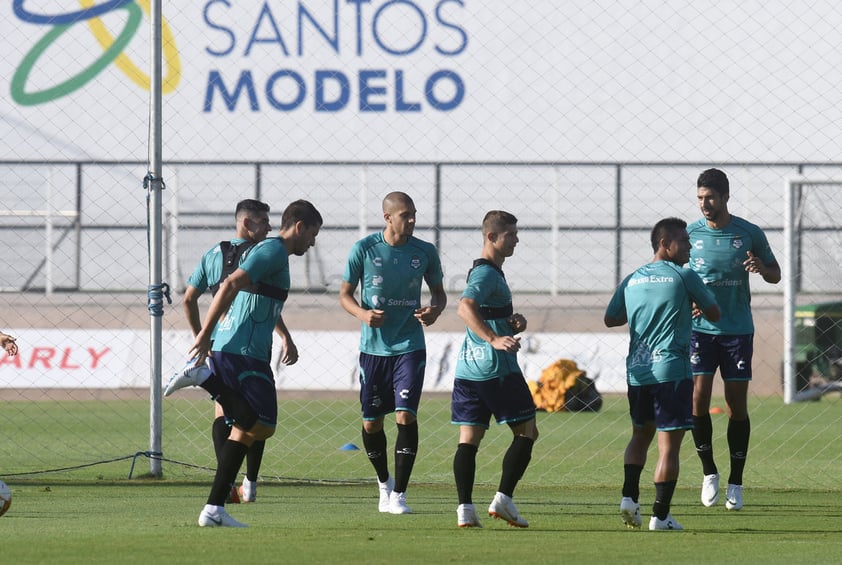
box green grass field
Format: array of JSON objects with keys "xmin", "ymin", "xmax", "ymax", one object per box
[
  {"xmin": 3, "ymin": 395, "xmax": 842, "ymax": 562},
  {"xmin": 3, "ymin": 483, "xmax": 842, "ymax": 563}
]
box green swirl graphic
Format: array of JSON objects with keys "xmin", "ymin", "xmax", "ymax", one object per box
[{"xmin": 10, "ymin": 2, "xmax": 142, "ymax": 106}]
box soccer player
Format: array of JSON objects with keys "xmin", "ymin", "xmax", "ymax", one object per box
[
  {"xmin": 605, "ymin": 217, "xmax": 720, "ymax": 531},
  {"xmin": 339, "ymin": 192, "xmax": 447, "ymax": 515},
  {"xmin": 167, "ymin": 200, "xmax": 322, "ymax": 527},
  {"xmin": 179, "ymin": 198, "xmax": 298, "ymax": 504},
  {"xmin": 0, "ymin": 331, "xmax": 18, "ymax": 357},
  {"xmin": 451, "ymin": 210, "xmax": 537, "ymax": 529},
  {"xmin": 689, "ymin": 168, "xmax": 781, "ymax": 511}
]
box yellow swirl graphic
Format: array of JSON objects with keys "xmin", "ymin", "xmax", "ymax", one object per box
[{"xmin": 82, "ymin": 0, "xmax": 180, "ymax": 92}]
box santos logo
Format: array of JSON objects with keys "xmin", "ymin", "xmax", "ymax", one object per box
[
  {"xmin": 202, "ymin": 0, "xmax": 468, "ymax": 113},
  {"xmin": 10, "ymin": 0, "xmax": 181, "ymax": 106}
]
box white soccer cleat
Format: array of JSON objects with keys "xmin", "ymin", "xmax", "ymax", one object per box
[
  {"xmin": 648, "ymin": 514, "xmax": 684, "ymax": 531},
  {"xmin": 725, "ymin": 484, "xmax": 743, "ymax": 511},
  {"xmin": 240, "ymin": 477, "xmax": 256, "ymax": 503},
  {"xmin": 457, "ymin": 503, "xmax": 483, "ymax": 528},
  {"xmin": 701, "ymin": 473, "xmax": 720, "ymax": 507},
  {"xmin": 620, "ymin": 496, "xmax": 642, "ymax": 529},
  {"xmin": 164, "ymin": 358, "xmax": 211, "ymax": 397},
  {"xmin": 378, "ymin": 477, "xmax": 394, "ymax": 513},
  {"xmin": 198, "ymin": 506, "xmax": 248, "ymax": 528},
  {"xmin": 488, "ymin": 492, "xmax": 528, "ymax": 528},
  {"xmin": 388, "ymin": 490, "xmax": 412, "ymax": 514}
]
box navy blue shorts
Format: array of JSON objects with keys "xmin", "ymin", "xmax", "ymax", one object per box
[
  {"xmin": 690, "ymin": 332, "xmax": 753, "ymax": 381},
  {"xmin": 358, "ymin": 350, "xmax": 426, "ymax": 420},
  {"xmin": 451, "ymin": 374, "xmax": 536, "ymax": 428},
  {"xmin": 210, "ymin": 351, "xmax": 277, "ymax": 428},
  {"xmin": 627, "ymin": 379, "xmax": 693, "ymax": 432}
]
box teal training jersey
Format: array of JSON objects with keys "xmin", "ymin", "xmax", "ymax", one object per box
[
  {"xmin": 211, "ymin": 237, "xmax": 289, "ymax": 361},
  {"xmin": 605, "ymin": 260, "xmax": 717, "ymax": 386},
  {"xmin": 342, "ymin": 232, "xmax": 444, "ymax": 356},
  {"xmin": 186, "ymin": 237, "xmax": 250, "ymax": 342},
  {"xmin": 688, "ymin": 215, "xmax": 776, "ymax": 335},
  {"xmin": 186, "ymin": 237, "xmax": 250, "ymax": 294},
  {"xmin": 454, "ymin": 261, "xmax": 521, "ymax": 382}
]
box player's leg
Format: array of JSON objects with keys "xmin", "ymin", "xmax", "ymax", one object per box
[
  {"xmin": 451, "ymin": 378, "xmax": 489, "ymax": 528},
  {"xmin": 211, "ymin": 402, "xmax": 241, "ymax": 504},
  {"xmin": 691, "ymin": 332, "xmax": 721, "ymax": 506},
  {"xmin": 240, "ymin": 440, "xmax": 264, "ymax": 503},
  {"xmin": 649, "ymin": 428, "xmax": 686, "ymax": 530},
  {"xmin": 454, "ymin": 425, "xmax": 485, "ymax": 527},
  {"xmin": 648, "ymin": 378, "xmax": 693, "ymax": 531},
  {"xmin": 358, "ymin": 353, "xmax": 395, "ymax": 512},
  {"xmin": 487, "ymin": 373, "xmax": 536, "ymax": 528},
  {"xmin": 212, "ymin": 402, "xmax": 229, "ymax": 465},
  {"xmin": 621, "ymin": 385, "xmax": 654, "ymax": 528},
  {"xmin": 390, "ymin": 350, "xmax": 426, "ymax": 511},
  {"xmin": 724, "ymin": 380, "xmax": 750, "ymax": 510},
  {"xmin": 721, "ymin": 334, "xmax": 753, "ymax": 511},
  {"xmin": 199, "ymin": 355, "xmax": 276, "ymax": 527}
]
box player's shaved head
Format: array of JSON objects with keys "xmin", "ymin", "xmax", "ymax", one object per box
[{"xmin": 383, "ymin": 191, "xmax": 414, "ymax": 214}]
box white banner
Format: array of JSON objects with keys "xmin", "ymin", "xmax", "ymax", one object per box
[
  {"xmin": 2, "ymin": 1, "xmax": 842, "ymax": 162},
  {"xmin": 0, "ymin": 329, "xmax": 629, "ymax": 393}
]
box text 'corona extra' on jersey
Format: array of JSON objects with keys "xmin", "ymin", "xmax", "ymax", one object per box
[{"xmin": 606, "ymin": 260, "xmax": 717, "ymax": 386}]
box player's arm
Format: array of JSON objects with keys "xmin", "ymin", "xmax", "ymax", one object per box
[
  {"xmin": 744, "ymin": 251, "xmax": 781, "ymax": 284},
  {"xmin": 458, "ymin": 297, "xmax": 521, "ymax": 353},
  {"xmin": 339, "ymin": 280, "xmax": 385, "ymax": 328},
  {"xmin": 414, "ymin": 282, "xmax": 447, "ymax": 327},
  {"xmin": 182, "ymin": 285, "xmax": 203, "ymax": 337},
  {"xmin": 700, "ymin": 303, "xmax": 721, "ymax": 323},
  {"xmin": 603, "ymin": 312, "xmax": 627, "ymax": 327},
  {"xmin": 274, "ymin": 314, "xmax": 298, "ymax": 365},
  {"xmin": 189, "ymin": 268, "xmax": 253, "ymax": 362},
  {"xmin": 604, "ymin": 280, "xmax": 628, "ymax": 327}
]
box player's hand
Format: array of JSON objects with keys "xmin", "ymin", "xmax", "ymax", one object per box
[
  {"xmin": 490, "ymin": 335, "xmax": 521, "ymax": 353},
  {"xmin": 508, "ymin": 313, "xmax": 527, "ymax": 334},
  {"xmin": 363, "ymin": 309, "xmax": 386, "ymax": 328},
  {"xmin": 691, "ymin": 303, "xmax": 702, "ymax": 318},
  {"xmin": 743, "ymin": 251, "xmax": 765, "ymax": 275},
  {"xmin": 413, "ymin": 305, "xmax": 441, "ymax": 327},
  {"xmin": 280, "ymin": 341, "xmax": 299, "ymax": 366},
  {"xmin": 188, "ymin": 331, "xmax": 212, "ymax": 365},
  {"xmin": 1, "ymin": 335, "xmax": 18, "ymax": 357}
]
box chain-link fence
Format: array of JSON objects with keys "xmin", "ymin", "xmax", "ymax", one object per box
[{"xmin": 3, "ymin": 2, "xmax": 842, "ymax": 488}]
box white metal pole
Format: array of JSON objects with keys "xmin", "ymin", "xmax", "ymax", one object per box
[
  {"xmin": 783, "ymin": 177, "xmax": 795, "ymax": 404},
  {"xmin": 45, "ymin": 168, "xmax": 54, "ymax": 296},
  {"xmin": 550, "ymin": 167, "xmax": 560, "ymax": 297},
  {"xmin": 147, "ymin": 0, "xmax": 164, "ymax": 476},
  {"xmin": 359, "ymin": 165, "xmax": 368, "ymax": 240}
]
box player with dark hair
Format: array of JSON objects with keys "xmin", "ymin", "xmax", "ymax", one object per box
[
  {"xmin": 339, "ymin": 191, "xmax": 447, "ymax": 515},
  {"xmin": 177, "ymin": 198, "xmax": 297, "ymax": 504},
  {"xmin": 166, "ymin": 199, "xmax": 322, "ymax": 527},
  {"xmin": 605, "ymin": 217, "xmax": 720, "ymax": 531},
  {"xmin": 689, "ymin": 168, "xmax": 780, "ymax": 511},
  {"xmin": 451, "ymin": 210, "xmax": 537, "ymax": 529}
]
